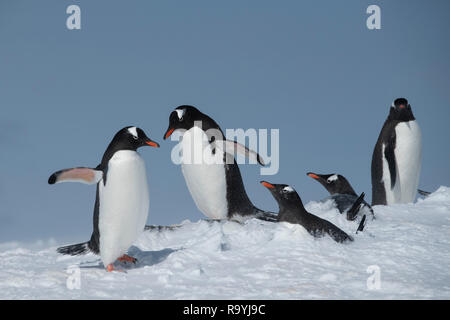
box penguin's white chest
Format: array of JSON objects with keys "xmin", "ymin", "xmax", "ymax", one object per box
[
  {"xmin": 98, "ymin": 150, "xmax": 149, "ymax": 266},
  {"xmin": 180, "ymin": 127, "xmax": 228, "ymax": 219},
  {"xmin": 394, "ymin": 120, "xmax": 422, "ymax": 203}
]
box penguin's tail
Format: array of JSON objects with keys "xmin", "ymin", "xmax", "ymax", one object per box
[
  {"xmin": 253, "ymin": 208, "xmax": 278, "ymax": 222},
  {"xmin": 418, "ymin": 189, "xmax": 431, "ymax": 197},
  {"xmin": 57, "ymin": 242, "xmax": 90, "ymax": 256},
  {"xmin": 144, "ymin": 224, "xmax": 182, "ymax": 231}
]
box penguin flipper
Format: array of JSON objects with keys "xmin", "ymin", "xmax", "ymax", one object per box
[
  {"xmin": 254, "ymin": 211, "xmax": 278, "ymax": 222},
  {"xmin": 215, "ymin": 140, "xmax": 266, "ymax": 166},
  {"xmin": 251, "ymin": 206, "xmax": 278, "ymax": 222},
  {"xmin": 356, "ymin": 215, "xmax": 367, "ymax": 233},
  {"xmin": 57, "ymin": 242, "xmax": 90, "ymax": 256},
  {"xmin": 48, "ymin": 167, "xmax": 103, "ymax": 185},
  {"xmin": 346, "ymin": 192, "xmax": 365, "ymax": 221},
  {"xmin": 384, "ymin": 133, "xmax": 397, "ymax": 189},
  {"xmin": 418, "ymin": 189, "xmax": 431, "ymax": 197}
]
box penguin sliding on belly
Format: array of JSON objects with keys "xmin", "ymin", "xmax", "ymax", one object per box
[
  {"xmin": 371, "ymin": 98, "xmax": 422, "ymax": 205},
  {"xmin": 49, "ymin": 127, "xmax": 160, "ymax": 272},
  {"xmin": 306, "ymin": 172, "xmax": 374, "ymax": 220},
  {"xmin": 163, "ymin": 105, "xmax": 277, "ymax": 222},
  {"xmin": 260, "ymin": 181, "xmax": 353, "ymax": 243}
]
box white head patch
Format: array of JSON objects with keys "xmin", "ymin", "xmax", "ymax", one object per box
[
  {"xmin": 176, "ymin": 108, "xmax": 186, "ymax": 120},
  {"xmin": 327, "ymin": 175, "xmax": 338, "ymax": 183},
  {"xmin": 283, "ymin": 186, "xmax": 294, "ymax": 193},
  {"xmin": 127, "ymin": 127, "xmax": 138, "ymax": 139}
]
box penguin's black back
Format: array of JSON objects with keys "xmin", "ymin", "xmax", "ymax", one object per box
[
  {"xmin": 371, "ymin": 118, "xmax": 396, "ymax": 205},
  {"xmin": 276, "ymin": 194, "xmax": 353, "ymax": 243},
  {"xmin": 330, "ymin": 194, "xmax": 359, "ymax": 212},
  {"xmin": 305, "ymin": 215, "xmax": 353, "ymax": 243},
  {"xmin": 280, "ymin": 209, "xmax": 352, "ymax": 243},
  {"xmin": 225, "ymin": 161, "xmax": 259, "ymax": 217}
]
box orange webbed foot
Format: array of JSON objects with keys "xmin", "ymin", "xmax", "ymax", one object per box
[
  {"xmin": 106, "ymin": 264, "xmax": 126, "ymax": 272},
  {"xmin": 117, "ymin": 254, "xmax": 137, "ymax": 264}
]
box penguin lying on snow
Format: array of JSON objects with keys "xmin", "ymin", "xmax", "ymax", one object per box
[
  {"xmin": 371, "ymin": 98, "xmax": 422, "ymax": 205},
  {"xmin": 306, "ymin": 172, "xmax": 374, "ymax": 221},
  {"xmin": 162, "ymin": 105, "xmax": 277, "ymax": 222},
  {"xmin": 260, "ymin": 181, "xmax": 353, "ymax": 243},
  {"xmin": 49, "ymin": 127, "xmax": 159, "ymax": 272}
]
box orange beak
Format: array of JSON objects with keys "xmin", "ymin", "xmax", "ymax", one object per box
[
  {"xmin": 261, "ymin": 181, "xmax": 275, "ymax": 189},
  {"xmin": 308, "ymin": 173, "xmax": 320, "ymax": 180},
  {"xmin": 399, "ymin": 104, "xmax": 406, "ymax": 109},
  {"xmin": 164, "ymin": 128, "xmax": 175, "ymax": 140},
  {"xmin": 146, "ymin": 141, "xmax": 160, "ymax": 148}
]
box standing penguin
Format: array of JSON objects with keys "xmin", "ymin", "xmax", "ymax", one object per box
[
  {"xmin": 260, "ymin": 181, "xmax": 353, "ymax": 243},
  {"xmin": 49, "ymin": 127, "xmax": 160, "ymax": 272},
  {"xmin": 163, "ymin": 105, "xmax": 276, "ymax": 222},
  {"xmin": 306, "ymin": 172, "xmax": 374, "ymax": 220},
  {"xmin": 371, "ymin": 98, "xmax": 422, "ymax": 205}
]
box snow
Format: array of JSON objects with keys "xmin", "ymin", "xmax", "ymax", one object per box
[{"xmin": 1, "ymin": 187, "xmax": 450, "ymax": 299}]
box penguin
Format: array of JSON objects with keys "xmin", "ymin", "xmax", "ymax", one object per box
[
  {"xmin": 306, "ymin": 172, "xmax": 374, "ymax": 220},
  {"xmin": 418, "ymin": 189, "xmax": 431, "ymax": 197},
  {"xmin": 49, "ymin": 127, "xmax": 160, "ymax": 272},
  {"xmin": 260, "ymin": 181, "xmax": 353, "ymax": 243},
  {"xmin": 371, "ymin": 98, "xmax": 422, "ymax": 205},
  {"xmin": 163, "ymin": 105, "xmax": 277, "ymax": 222}
]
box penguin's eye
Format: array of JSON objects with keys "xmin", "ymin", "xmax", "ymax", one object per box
[
  {"xmin": 179, "ymin": 116, "xmax": 184, "ymax": 122},
  {"xmin": 132, "ymin": 135, "xmax": 138, "ymax": 140}
]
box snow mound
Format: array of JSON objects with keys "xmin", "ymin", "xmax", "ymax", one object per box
[{"xmin": 1, "ymin": 186, "xmax": 449, "ymax": 299}]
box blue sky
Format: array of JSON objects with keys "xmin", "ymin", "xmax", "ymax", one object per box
[{"xmin": 0, "ymin": 0, "xmax": 449, "ymax": 242}]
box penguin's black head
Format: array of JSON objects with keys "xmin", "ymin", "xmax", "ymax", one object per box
[
  {"xmin": 163, "ymin": 105, "xmax": 201, "ymax": 140},
  {"xmin": 112, "ymin": 126, "xmax": 160, "ymax": 151},
  {"xmin": 307, "ymin": 172, "xmax": 357, "ymax": 196},
  {"xmin": 163, "ymin": 105, "xmax": 221, "ymax": 140},
  {"xmin": 393, "ymin": 98, "xmax": 410, "ymax": 111},
  {"xmin": 260, "ymin": 181, "xmax": 303, "ymax": 207},
  {"xmin": 389, "ymin": 98, "xmax": 415, "ymax": 122}
]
